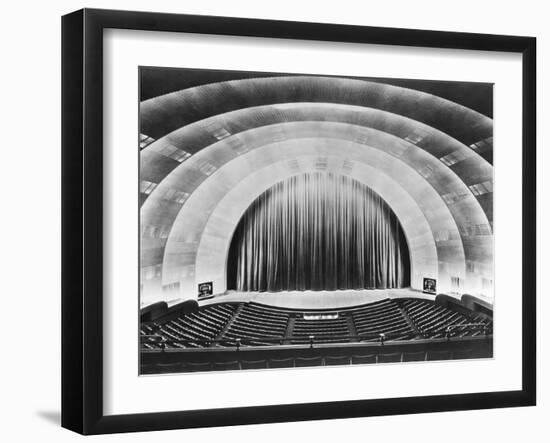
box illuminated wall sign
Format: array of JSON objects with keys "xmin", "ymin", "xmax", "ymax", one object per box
[
  {"xmin": 423, "ymin": 278, "xmax": 437, "ymax": 294},
  {"xmin": 198, "ymin": 282, "xmax": 213, "ymax": 298}
]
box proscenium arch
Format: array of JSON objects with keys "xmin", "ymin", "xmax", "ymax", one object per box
[
  {"xmin": 174, "ymin": 145, "xmax": 463, "ymax": 296},
  {"xmin": 141, "ymin": 122, "xmax": 491, "ymax": 283},
  {"xmin": 140, "ymin": 76, "xmax": 493, "ymax": 149},
  {"xmin": 140, "ymin": 139, "xmax": 477, "ymax": 305},
  {"xmin": 140, "ymin": 103, "xmax": 493, "ymax": 222},
  {"xmin": 141, "ymin": 154, "xmax": 440, "ymax": 305},
  {"xmin": 194, "ymin": 157, "xmax": 440, "ymax": 298}
]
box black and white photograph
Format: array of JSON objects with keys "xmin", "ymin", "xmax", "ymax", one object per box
[
  {"xmin": 0, "ymin": 0, "xmax": 544, "ymax": 439},
  {"xmin": 139, "ymin": 68, "xmax": 494, "ymax": 374}
]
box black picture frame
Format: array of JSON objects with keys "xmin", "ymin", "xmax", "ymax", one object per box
[{"xmin": 61, "ymin": 8, "xmax": 536, "ymax": 435}]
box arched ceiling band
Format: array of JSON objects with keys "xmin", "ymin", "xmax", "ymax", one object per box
[
  {"xmin": 141, "ymin": 122, "xmax": 492, "ymax": 259},
  {"xmin": 192, "ymin": 157, "xmax": 442, "ymax": 298},
  {"xmin": 140, "ymin": 76, "xmax": 493, "ymax": 150},
  {"xmin": 140, "ymin": 103, "xmax": 493, "ymax": 221}
]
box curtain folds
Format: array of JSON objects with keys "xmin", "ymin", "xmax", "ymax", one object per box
[{"xmin": 227, "ymin": 172, "xmax": 410, "ymax": 292}]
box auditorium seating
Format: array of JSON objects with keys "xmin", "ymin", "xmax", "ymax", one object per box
[
  {"xmin": 398, "ymin": 299, "xmax": 493, "ymax": 338},
  {"xmin": 140, "ymin": 298, "xmax": 493, "ymax": 354},
  {"xmin": 350, "ymin": 299, "xmax": 416, "ymax": 341},
  {"xmin": 142, "ymin": 303, "xmax": 239, "ymax": 349},
  {"xmin": 291, "ymin": 315, "xmax": 351, "ymax": 344},
  {"xmin": 220, "ymin": 303, "xmax": 290, "ymax": 346}
]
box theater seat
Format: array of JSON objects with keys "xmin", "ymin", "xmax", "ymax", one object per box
[
  {"xmin": 154, "ymin": 362, "xmax": 185, "ymax": 373},
  {"xmin": 453, "ymin": 348, "xmax": 491, "ymax": 359},
  {"xmin": 351, "ymin": 354, "xmax": 377, "ymax": 365},
  {"xmin": 378, "ymin": 352, "xmax": 402, "ymax": 363},
  {"xmin": 427, "ymin": 350, "xmax": 452, "ymax": 361},
  {"xmin": 402, "ymin": 351, "xmax": 426, "ymax": 362},
  {"xmin": 140, "ymin": 363, "xmax": 156, "ymax": 374},
  {"xmin": 241, "ymin": 359, "xmax": 268, "ymax": 369},
  {"xmin": 213, "ymin": 361, "xmax": 240, "ymax": 371},
  {"xmin": 295, "ymin": 356, "xmax": 323, "ymax": 367},
  {"xmin": 268, "ymin": 357, "xmax": 295, "ymax": 369},
  {"xmin": 452, "ymin": 349, "xmax": 474, "ymax": 360},
  {"xmin": 186, "ymin": 361, "xmax": 212, "ymax": 372},
  {"xmin": 325, "ymin": 355, "xmax": 350, "ymax": 366}
]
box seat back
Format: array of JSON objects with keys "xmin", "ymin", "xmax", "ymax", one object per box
[
  {"xmin": 351, "ymin": 354, "xmax": 377, "ymax": 365},
  {"xmin": 268, "ymin": 357, "xmax": 294, "ymax": 369},
  {"xmin": 295, "ymin": 356, "xmax": 324, "ymax": 367},
  {"xmin": 402, "ymin": 351, "xmax": 426, "ymax": 362},
  {"xmin": 378, "ymin": 352, "xmax": 402, "ymax": 363},
  {"xmin": 241, "ymin": 359, "xmax": 268, "ymax": 369},
  {"xmin": 325, "ymin": 355, "xmax": 351, "ymax": 366}
]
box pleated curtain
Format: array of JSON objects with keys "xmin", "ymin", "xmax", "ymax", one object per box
[{"xmin": 227, "ymin": 172, "xmax": 410, "ymax": 292}]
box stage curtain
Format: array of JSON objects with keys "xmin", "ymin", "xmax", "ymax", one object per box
[{"xmin": 227, "ymin": 172, "xmax": 410, "ymax": 292}]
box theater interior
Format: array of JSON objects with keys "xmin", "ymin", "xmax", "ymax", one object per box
[{"xmin": 138, "ymin": 70, "xmax": 494, "ymax": 373}]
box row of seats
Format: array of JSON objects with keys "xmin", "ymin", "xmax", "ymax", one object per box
[
  {"xmin": 291, "ymin": 316, "xmax": 351, "ymax": 344},
  {"xmin": 140, "ymin": 299, "xmax": 493, "ymax": 349},
  {"xmin": 220, "ymin": 303, "xmax": 290, "ymax": 346},
  {"xmin": 351, "ymin": 299, "xmax": 416, "ymax": 340},
  {"xmin": 140, "ymin": 323, "xmax": 162, "ymax": 350},
  {"xmin": 141, "ymin": 348, "xmax": 487, "ymax": 373},
  {"xmin": 141, "ymin": 304, "xmax": 238, "ymax": 349},
  {"xmin": 398, "ymin": 299, "xmax": 493, "ymax": 338}
]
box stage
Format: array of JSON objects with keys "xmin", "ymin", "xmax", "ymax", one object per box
[{"xmin": 198, "ymin": 288, "xmax": 437, "ymax": 310}]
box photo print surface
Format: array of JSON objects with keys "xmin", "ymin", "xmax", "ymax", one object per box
[{"xmin": 139, "ymin": 68, "xmax": 494, "ymax": 374}]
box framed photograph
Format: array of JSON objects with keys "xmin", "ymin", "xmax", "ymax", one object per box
[{"xmin": 62, "ymin": 8, "xmax": 536, "ymax": 434}]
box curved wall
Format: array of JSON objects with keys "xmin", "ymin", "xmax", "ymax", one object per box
[{"xmin": 139, "ymin": 75, "xmax": 494, "ymax": 306}]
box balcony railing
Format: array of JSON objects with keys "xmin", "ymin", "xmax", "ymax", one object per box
[{"xmin": 140, "ymin": 325, "xmax": 491, "ymax": 351}]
